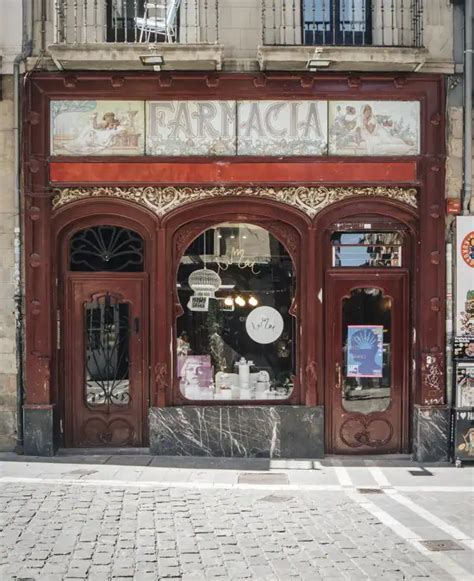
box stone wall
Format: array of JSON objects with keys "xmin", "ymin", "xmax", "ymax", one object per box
[{"xmin": 0, "ymin": 75, "xmax": 18, "ymax": 451}]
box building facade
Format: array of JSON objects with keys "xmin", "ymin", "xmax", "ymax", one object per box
[{"xmin": 1, "ymin": 0, "xmax": 472, "ymax": 459}]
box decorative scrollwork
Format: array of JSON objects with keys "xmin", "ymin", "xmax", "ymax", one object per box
[
  {"xmin": 70, "ymin": 226, "xmax": 144, "ymax": 272},
  {"xmin": 340, "ymin": 416, "xmax": 393, "ymax": 448},
  {"xmin": 85, "ymin": 293, "xmax": 132, "ymax": 409},
  {"xmin": 52, "ymin": 185, "xmax": 418, "ymax": 218},
  {"xmin": 81, "ymin": 417, "xmax": 135, "ymax": 446}
]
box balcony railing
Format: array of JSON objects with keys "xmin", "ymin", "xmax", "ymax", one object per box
[
  {"xmin": 262, "ymin": 0, "xmax": 424, "ymax": 48},
  {"xmin": 53, "ymin": 0, "xmax": 219, "ymax": 45}
]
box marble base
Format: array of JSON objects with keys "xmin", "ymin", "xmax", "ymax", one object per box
[
  {"xmin": 23, "ymin": 406, "xmax": 55, "ymax": 456},
  {"xmin": 412, "ymin": 405, "xmax": 449, "ymax": 463},
  {"xmin": 149, "ymin": 406, "xmax": 324, "ymax": 458}
]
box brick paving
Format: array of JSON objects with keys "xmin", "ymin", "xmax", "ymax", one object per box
[{"xmin": 0, "ymin": 482, "xmax": 453, "ymax": 580}]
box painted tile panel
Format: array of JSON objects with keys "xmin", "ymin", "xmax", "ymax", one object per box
[
  {"xmin": 328, "ymin": 101, "xmax": 420, "ymax": 156},
  {"xmin": 146, "ymin": 101, "xmax": 236, "ymax": 156},
  {"xmin": 237, "ymin": 100, "xmax": 328, "ymax": 156},
  {"xmin": 51, "ymin": 100, "xmax": 145, "ymax": 156}
]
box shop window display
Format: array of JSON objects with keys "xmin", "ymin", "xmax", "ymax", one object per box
[{"xmin": 176, "ymin": 223, "xmax": 296, "ymax": 401}]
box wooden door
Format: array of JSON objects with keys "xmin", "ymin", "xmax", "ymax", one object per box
[
  {"xmin": 64, "ymin": 274, "xmax": 147, "ymax": 447},
  {"xmin": 325, "ymin": 271, "xmax": 409, "ymax": 454}
]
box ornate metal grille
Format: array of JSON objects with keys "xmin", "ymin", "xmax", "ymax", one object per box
[
  {"xmin": 85, "ymin": 294, "xmax": 131, "ymax": 407},
  {"xmin": 70, "ymin": 226, "xmax": 144, "ymax": 272}
]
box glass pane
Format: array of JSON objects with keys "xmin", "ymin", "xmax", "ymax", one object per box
[
  {"xmin": 340, "ymin": 0, "xmax": 367, "ymax": 31},
  {"xmin": 85, "ymin": 294, "xmax": 130, "ymax": 407},
  {"xmin": 342, "ymin": 288, "xmax": 392, "ymax": 413},
  {"xmin": 303, "ymin": 0, "xmax": 332, "ymax": 30},
  {"xmin": 177, "ymin": 223, "xmax": 296, "ymax": 401},
  {"xmin": 332, "ymin": 232, "xmax": 403, "ymax": 267},
  {"xmin": 70, "ymin": 226, "xmax": 144, "ymax": 272}
]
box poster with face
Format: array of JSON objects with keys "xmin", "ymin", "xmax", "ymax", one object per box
[
  {"xmin": 347, "ymin": 325, "xmax": 384, "ymax": 378},
  {"xmin": 177, "ymin": 355, "xmax": 213, "ymax": 389},
  {"xmin": 50, "ymin": 100, "xmax": 145, "ymax": 156},
  {"xmin": 455, "ymin": 410, "xmax": 474, "ymax": 459},
  {"xmin": 456, "ymin": 363, "xmax": 474, "ymax": 408}
]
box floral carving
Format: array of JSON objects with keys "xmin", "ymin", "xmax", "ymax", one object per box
[{"xmin": 52, "ymin": 186, "xmax": 418, "ymax": 218}]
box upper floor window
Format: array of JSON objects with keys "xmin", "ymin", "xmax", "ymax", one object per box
[{"xmin": 303, "ymin": 0, "xmax": 371, "ymax": 46}]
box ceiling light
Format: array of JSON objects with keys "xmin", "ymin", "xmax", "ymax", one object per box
[
  {"xmin": 235, "ymin": 295, "xmax": 246, "ymax": 307},
  {"xmin": 224, "ymin": 296, "xmax": 234, "ymax": 307},
  {"xmin": 248, "ymin": 296, "xmax": 258, "ymax": 307}
]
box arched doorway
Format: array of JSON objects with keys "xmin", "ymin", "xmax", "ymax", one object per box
[
  {"xmin": 320, "ymin": 209, "xmax": 415, "ymax": 454},
  {"xmin": 61, "ymin": 224, "xmax": 150, "ymax": 447}
]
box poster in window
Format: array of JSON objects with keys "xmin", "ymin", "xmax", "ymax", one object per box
[
  {"xmin": 177, "ymin": 355, "xmax": 213, "ymax": 389},
  {"xmin": 347, "ymin": 325, "xmax": 384, "ymax": 378},
  {"xmin": 456, "ymin": 363, "xmax": 474, "ymax": 408}
]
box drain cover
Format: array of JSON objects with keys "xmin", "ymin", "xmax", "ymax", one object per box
[
  {"xmin": 420, "ymin": 540, "xmax": 465, "ymax": 552},
  {"xmin": 357, "ymin": 488, "xmax": 384, "ymax": 494},
  {"xmin": 238, "ymin": 473, "xmax": 288, "ymax": 485},
  {"xmin": 409, "ymin": 469, "xmax": 433, "ymax": 476},
  {"xmin": 261, "ymin": 494, "xmax": 293, "ymax": 503}
]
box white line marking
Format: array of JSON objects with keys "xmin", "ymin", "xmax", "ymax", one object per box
[
  {"xmin": 386, "ymin": 489, "xmax": 474, "ymax": 550},
  {"xmin": 396, "ymin": 486, "xmax": 474, "ymax": 492},
  {"xmin": 333, "ymin": 463, "xmax": 353, "ymax": 487},
  {"xmin": 365, "ymin": 461, "xmax": 392, "ymax": 488},
  {"xmin": 0, "ymin": 476, "xmax": 473, "ymax": 494},
  {"xmin": 347, "ymin": 490, "xmax": 473, "ymax": 581},
  {"xmin": 0, "ymin": 476, "xmax": 344, "ymax": 491}
]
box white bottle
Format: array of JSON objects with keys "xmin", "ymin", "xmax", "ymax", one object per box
[{"xmin": 237, "ymin": 357, "xmax": 250, "ymax": 390}]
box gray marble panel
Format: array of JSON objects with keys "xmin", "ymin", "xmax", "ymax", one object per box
[
  {"xmin": 412, "ymin": 405, "xmax": 449, "ymax": 463},
  {"xmin": 23, "ymin": 407, "xmax": 55, "ymax": 456},
  {"xmin": 149, "ymin": 406, "xmax": 324, "ymax": 459}
]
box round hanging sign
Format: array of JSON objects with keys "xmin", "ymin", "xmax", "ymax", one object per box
[
  {"xmin": 461, "ymin": 231, "xmax": 474, "ymax": 267},
  {"xmin": 245, "ymin": 306, "xmax": 284, "ymax": 345}
]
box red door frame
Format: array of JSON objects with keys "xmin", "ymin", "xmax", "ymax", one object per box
[{"xmin": 325, "ymin": 271, "xmax": 410, "ymax": 454}]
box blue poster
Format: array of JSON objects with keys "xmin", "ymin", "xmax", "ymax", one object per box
[{"xmin": 347, "ymin": 325, "xmax": 384, "ymax": 378}]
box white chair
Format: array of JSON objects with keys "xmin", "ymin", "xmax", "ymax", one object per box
[{"xmin": 135, "ymin": 0, "xmax": 182, "ymax": 43}]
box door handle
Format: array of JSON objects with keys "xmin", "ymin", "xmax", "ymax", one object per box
[
  {"xmin": 134, "ymin": 317, "xmax": 140, "ymax": 334},
  {"xmin": 335, "ymin": 362, "xmax": 342, "ymax": 390}
]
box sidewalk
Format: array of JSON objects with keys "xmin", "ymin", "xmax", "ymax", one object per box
[{"xmin": 0, "ymin": 454, "xmax": 473, "ymax": 580}]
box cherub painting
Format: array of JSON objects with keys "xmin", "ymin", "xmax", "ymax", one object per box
[
  {"xmin": 51, "ymin": 100, "xmax": 145, "ymax": 156},
  {"xmin": 329, "ymin": 101, "xmax": 420, "ymax": 156}
]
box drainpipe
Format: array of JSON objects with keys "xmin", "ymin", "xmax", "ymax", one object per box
[
  {"xmin": 446, "ymin": 238, "xmax": 454, "ymax": 407},
  {"xmin": 13, "ymin": 0, "xmax": 32, "ymax": 451},
  {"xmin": 463, "ymin": 0, "xmax": 473, "ymax": 215}
]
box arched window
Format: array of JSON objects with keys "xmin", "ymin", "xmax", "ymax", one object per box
[
  {"xmin": 176, "ymin": 223, "xmax": 296, "ymax": 401},
  {"xmin": 69, "ymin": 226, "xmax": 144, "ymax": 272}
]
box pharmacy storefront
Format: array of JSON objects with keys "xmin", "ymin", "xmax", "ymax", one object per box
[{"xmin": 22, "ymin": 72, "xmax": 448, "ymax": 460}]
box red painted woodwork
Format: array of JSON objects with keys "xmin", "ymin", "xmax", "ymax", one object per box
[
  {"xmin": 22, "ymin": 71, "xmax": 447, "ymax": 453},
  {"xmin": 49, "ymin": 161, "xmax": 418, "ymax": 185},
  {"xmin": 64, "ymin": 274, "xmax": 148, "ymax": 447},
  {"xmin": 325, "ymin": 272, "xmax": 409, "ymax": 454}
]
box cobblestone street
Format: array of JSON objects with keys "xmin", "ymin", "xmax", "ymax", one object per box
[{"xmin": 0, "ymin": 457, "xmax": 473, "ymax": 580}]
